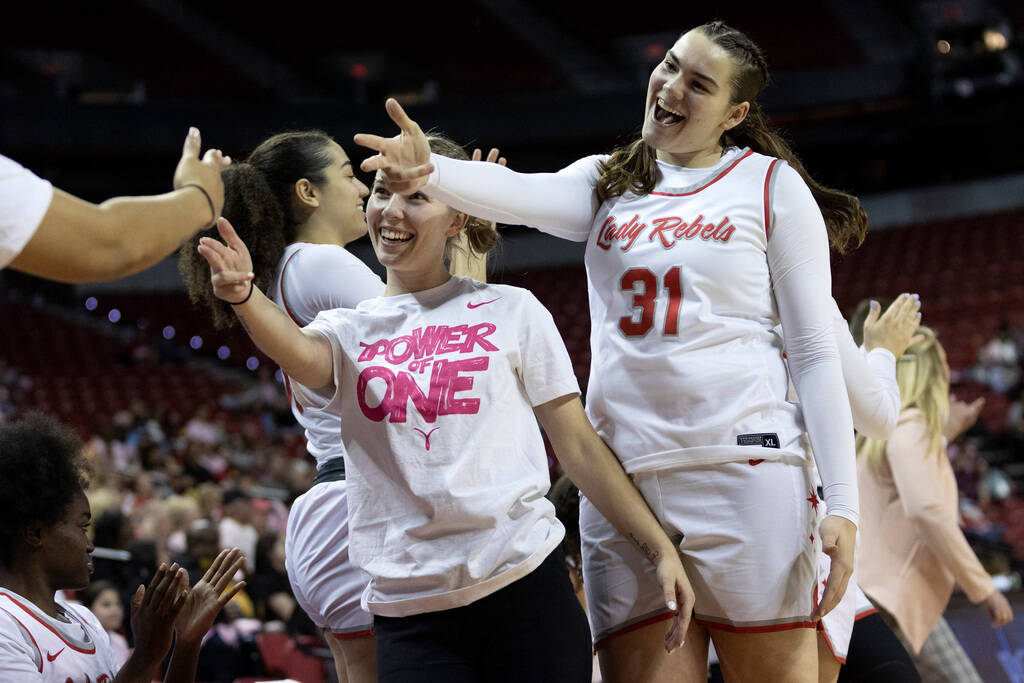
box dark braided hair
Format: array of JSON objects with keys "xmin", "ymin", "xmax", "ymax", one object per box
[
  {"xmin": 179, "ymin": 131, "xmax": 335, "ymax": 328},
  {"xmin": 597, "ymin": 21, "xmax": 866, "ymax": 254}
]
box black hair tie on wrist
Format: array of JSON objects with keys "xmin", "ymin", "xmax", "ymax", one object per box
[
  {"xmin": 228, "ymin": 279, "xmax": 255, "ymax": 306},
  {"xmin": 182, "ymin": 183, "xmax": 216, "ymax": 227}
]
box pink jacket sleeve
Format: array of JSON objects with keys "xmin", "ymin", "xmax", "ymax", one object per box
[{"xmin": 885, "ymin": 414, "xmax": 995, "ymax": 603}]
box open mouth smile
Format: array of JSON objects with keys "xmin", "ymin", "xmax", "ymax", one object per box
[
  {"xmin": 380, "ymin": 227, "xmax": 413, "ymax": 243},
  {"xmin": 653, "ymin": 97, "xmax": 686, "ymax": 125}
]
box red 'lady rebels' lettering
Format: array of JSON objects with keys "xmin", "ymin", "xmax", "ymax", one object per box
[{"xmin": 596, "ymin": 213, "xmax": 735, "ymax": 252}]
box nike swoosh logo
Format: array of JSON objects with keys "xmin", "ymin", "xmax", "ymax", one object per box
[
  {"xmin": 467, "ymin": 297, "xmax": 501, "ymax": 309},
  {"xmin": 47, "ymin": 648, "xmax": 64, "ymax": 662},
  {"xmin": 748, "ymin": 459, "xmax": 765, "ymax": 466}
]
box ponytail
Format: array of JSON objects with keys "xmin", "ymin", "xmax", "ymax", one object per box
[
  {"xmin": 178, "ymin": 130, "xmax": 334, "ymax": 328},
  {"xmin": 179, "ymin": 162, "xmax": 290, "ymax": 328},
  {"xmin": 725, "ymin": 104, "xmax": 866, "ymax": 253}
]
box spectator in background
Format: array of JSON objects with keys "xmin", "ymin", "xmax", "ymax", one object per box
[
  {"xmin": 220, "ymin": 490, "xmax": 258, "ymax": 574},
  {"xmin": 975, "ymin": 320, "xmax": 1020, "ymax": 392},
  {"xmin": 83, "ymin": 580, "xmax": 131, "ymax": 667}
]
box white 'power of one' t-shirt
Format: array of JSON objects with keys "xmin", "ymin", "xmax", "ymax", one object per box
[
  {"xmin": 0, "ymin": 155, "xmax": 53, "ymax": 268},
  {"xmin": 306, "ymin": 276, "xmax": 579, "ymax": 617}
]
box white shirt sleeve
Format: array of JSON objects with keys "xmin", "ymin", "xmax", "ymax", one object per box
[
  {"xmin": 424, "ymin": 154, "xmax": 605, "ymax": 241},
  {"xmin": 831, "ymin": 299, "xmax": 901, "ymax": 439},
  {"xmin": 516, "ymin": 292, "xmax": 581, "ymax": 406},
  {"xmin": 769, "ymin": 165, "xmax": 858, "ymax": 526},
  {"xmin": 0, "ymin": 154, "xmax": 53, "ymax": 268},
  {"xmin": 278, "ymin": 245, "xmax": 384, "ymax": 325}
]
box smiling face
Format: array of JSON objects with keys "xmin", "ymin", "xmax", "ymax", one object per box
[
  {"xmin": 40, "ymin": 487, "xmax": 94, "ymax": 590},
  {"xmin": 310, "ymin": 141, "xmax": 371, "ymax": 245},
  {"xmin": 642, "ymin": 30, "xmax": 750, "ymax": 168},
  {"xmin": 366, "ymin": 173, "xmax": 467, "ymax": 292}
]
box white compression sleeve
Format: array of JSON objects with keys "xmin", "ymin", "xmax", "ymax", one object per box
[
  {"xmin": 831, "ymin": 299, "xmax": 900, "ymax": 440},
  {"xmin": 770, "ymin": 165, "xmax": 858, "ymax": 526},
  {"xmin": 424, "ymin": 153, "xmax": 604, "ymax": 241}
]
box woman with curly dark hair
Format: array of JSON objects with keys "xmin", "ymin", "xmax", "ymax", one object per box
[{"xmin": 0, "ymin": 412, "xmax": 245, "ymax": 682}]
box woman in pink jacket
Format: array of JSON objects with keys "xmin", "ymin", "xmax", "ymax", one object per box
[{"xmin": 857, "ymin": 326, "xmax": 1013, "ymax": 682}]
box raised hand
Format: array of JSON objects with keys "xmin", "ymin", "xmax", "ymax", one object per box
[
  {"xmin": 175, "ymin": 548, "xmax": 248, "ymax": 646},
  {"xmin": 811, "ymin": 515, "xmax": 856, "ymax": 621},
  {"xmin": 945, "ymin": 394, "xmax": 985, "ymax": 441},
  {"xmin": 197, "ymin": 217, "xmax": 255, "ymax": 303},
  {"xmin": 862, "ymin": 293, "xmax": 923, "ymax": 357},
  {"xmin": 471, "ymin": 147, "xmax": 508, "ymax": 167},
  {"xmin": 354, "ymin": 98, "xmax": 433, "ymax": 194},
  {"xmin": 173, "ymin": 127, "xmax": 230, "ymax": 221},
  {"xmin": 129, "ymin": 562, "xmax": 189, "ymax": 668}
]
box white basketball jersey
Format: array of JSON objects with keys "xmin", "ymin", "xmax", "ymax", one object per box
[
  {"xmin": 583, "ymin": 148, "xmax": 802, "ymax": 472},
  {"xmin": 0, "ymin": 589, "xmax": 118, "ymax": 682},
  {"xmin": 269, "ymin": 242, "xmax": 385, "ymax": 467}
]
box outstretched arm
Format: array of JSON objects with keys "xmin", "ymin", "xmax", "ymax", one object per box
[
  {"xmin": 197, "ymin": 217, "xmax": 334, "ymax": 389},
  {"xmin": 535, "ymin": 394, "xmax": 694, "ymax": 653},
  {"xmin": 838, "ymin": 294, "xmax": 921, "ymax": 439},
  {"xmin": 355, "ymin": 99, "xmax": 601, "ymax": 241},
  {"xmin": 447, "ymin": 147, "xmax": 507, "ymax": 282},
  {"xmin": 10, "ymin": 128, "xmax": 229, "ymax": 282}
]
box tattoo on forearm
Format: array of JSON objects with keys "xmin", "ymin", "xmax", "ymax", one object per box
[{"xmin": 629, "ymin": 533, "xmax": 661, "ymax": 565}]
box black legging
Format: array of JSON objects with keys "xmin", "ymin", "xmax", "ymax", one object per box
[{"xmin": 838, "ymin": 613, "xmax": 921, "ymax": 683}]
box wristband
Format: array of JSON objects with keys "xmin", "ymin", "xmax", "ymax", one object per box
[
  {"xmin": 228, "ymin": 279, "xmax": 255, "ymax": 306},
  {"xmin": 182, "ymin": 183, "xmax": 216, "ymax": 226}
]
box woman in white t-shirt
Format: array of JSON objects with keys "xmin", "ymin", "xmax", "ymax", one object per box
[
  {"xmin": 180, "ymin": 131, "xmax": 499, "ymax": 683},
  {"xmin": 354, "ymin": 21, "xmax": 867, "ymax": 683},
  {"xmin": 193, "ymin": 134, "xmax": 694, "ymax": 683}
]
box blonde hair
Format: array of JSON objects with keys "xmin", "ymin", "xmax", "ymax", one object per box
[{"xmin": 857, "ymin": 326, "xmax": 949, "ymax": 472}]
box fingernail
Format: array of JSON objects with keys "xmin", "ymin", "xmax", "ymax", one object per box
[
  {"xmin": 871, "ymin": 300, "xmax": 879, "ymax": 309},
  {"xmin": 668, "ymin": 601, "xmax": 677, "ymax": 611},
  {"xmin": 917, "ymin": 312, "xmax": 922, "ymax": 319},
  {"xmin": 189, "ymin": 126, "xmax": 198, "ymax": 136},
  {"xmin": 247, "ymin": 272, "xmax": 255, "ymax": 279}
]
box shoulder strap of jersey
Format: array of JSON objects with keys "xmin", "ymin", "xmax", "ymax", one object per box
[{"xmin": 762, "ymin": 158, "xmax": 787, "ymax": 238}]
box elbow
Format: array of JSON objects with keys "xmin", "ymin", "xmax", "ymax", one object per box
[{"xmin": 905, "ymin": 503, "xmax": 946, "ymax": 529}]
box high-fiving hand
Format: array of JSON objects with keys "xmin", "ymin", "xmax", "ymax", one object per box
[{"xmin": 354, "ymin": 98, "xmax": 434, "ymax": 194}]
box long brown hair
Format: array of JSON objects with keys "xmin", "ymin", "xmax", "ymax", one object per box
[
  {"xmin": 179, "ymin": 131, "xmax": 335, "ymax": 328},
  {"xmin": 597, "ymin": 21, "xmax": 866, "ymax": 253}
]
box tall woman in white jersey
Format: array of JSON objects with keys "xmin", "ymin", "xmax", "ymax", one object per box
[
  {"xmin": 355, "ymin": 21, "xmax": 866, "ymax": 683},
  {"xmin": 193, "ymin": 130, "xmax": 696, "ymax": 682}
]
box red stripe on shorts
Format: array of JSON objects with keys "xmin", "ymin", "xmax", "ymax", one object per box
[
  {"xmin": 331, "ymin": 628, "xmax": 374, "ymax": 640},
  {"xmin": 593, "ymin": 611, "xmax": 676, "ymax": 653}
]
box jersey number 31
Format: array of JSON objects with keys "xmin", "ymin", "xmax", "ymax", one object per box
[{"xmin": 619, "ymin": 266, "xmax": 681, "ymax": 337}]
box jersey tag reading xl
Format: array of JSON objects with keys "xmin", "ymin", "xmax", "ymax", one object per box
[{"xmin": 737, "ymin": 433, "xmax": 780, "ymax": 448}]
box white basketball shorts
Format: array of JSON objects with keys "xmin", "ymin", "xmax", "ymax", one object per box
[
  {"xmin": 581, "ymin": 459, "xmax": 824, "ymax": 648},
  {"xmin": 285, "ymin": 479, "xmax": 374, "ymax": 638}
]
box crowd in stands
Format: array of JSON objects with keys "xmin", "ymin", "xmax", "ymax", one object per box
[{"xmin": 2, "ymin": 260, "xmax": 1023, "ymax": 680}]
